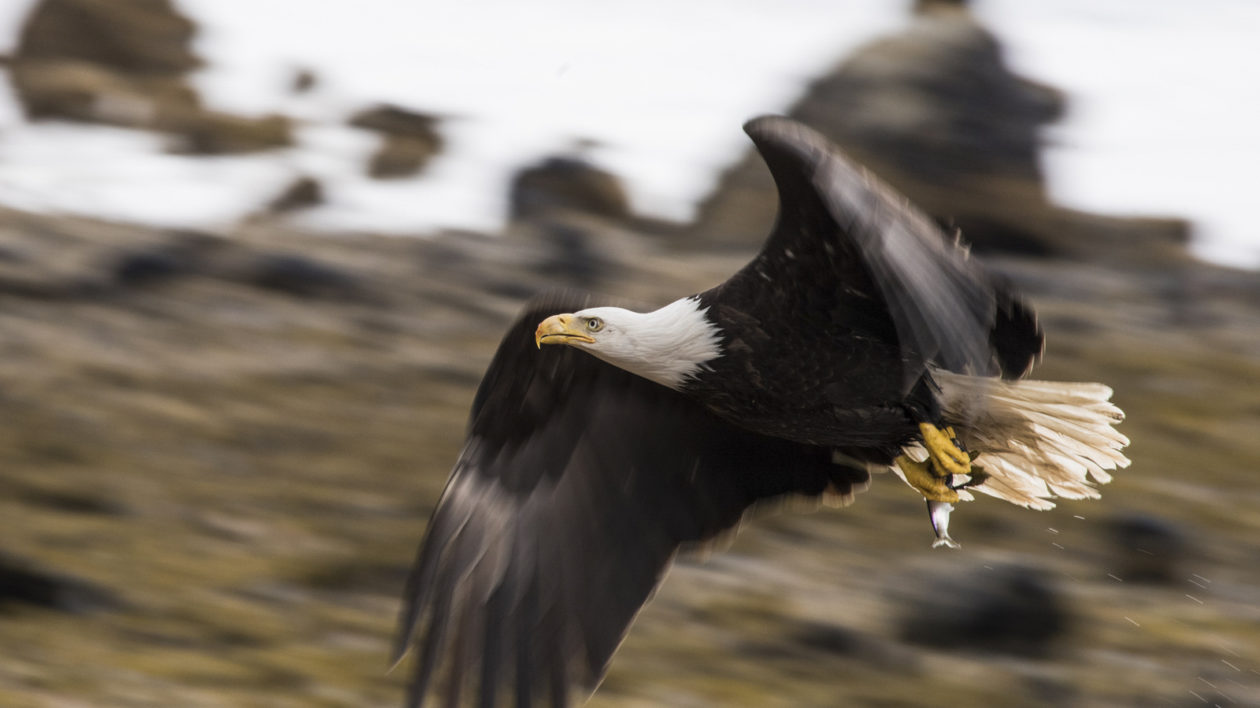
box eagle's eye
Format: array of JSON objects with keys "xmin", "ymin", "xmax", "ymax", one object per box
[{"xmin": 585, "ymin": 317, "xmax": 604, "ymax": 332}]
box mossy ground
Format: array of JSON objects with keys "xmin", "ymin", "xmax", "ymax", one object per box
[{"xmin": 0, "ymin": 210, "xmax": 1257, "ymax": 706}]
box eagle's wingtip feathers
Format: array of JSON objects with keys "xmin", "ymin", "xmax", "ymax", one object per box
[{"xmin": 742, "ymin": 113, "xmax": 788, "ymax": 136}]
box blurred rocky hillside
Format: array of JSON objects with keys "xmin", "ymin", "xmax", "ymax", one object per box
[
  {"xmin": 1, "ymin": 1, "xmax": 1258, "ymax": 707},
  {"xmin": 0, "ymin": 189, "xmax": 1258, "ymax": 706}
]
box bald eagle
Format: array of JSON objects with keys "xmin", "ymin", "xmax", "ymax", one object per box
[{"xmin": 393, "ymin": 116, "xmax": 1128, "ymax": 706}]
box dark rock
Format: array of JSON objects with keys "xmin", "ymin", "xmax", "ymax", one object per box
[
  {"xmin": 266, "ymin": 176, "xmax": 325, "ymax": 213},
  {"xmin": 9, "ymin": 59, "xmax": 198, "ymax": 126},
  {"xmin": 14, "ymin": 0, "xmax": 201, "ymax": 73},
  {"xmin": 528, "ymin": 220, "xmax": 610, "ymax": 288},
  {"xmin": 789, "ymin": 621, "xmax": 915, "ymax": 670},
  {"xmin": 290, "ymin": 67, "xmax": 318, "ymax": 94},
  {"xmin": 1105, "ymin": 513, "xmax": 1189, "ymax": 584},
  {"xmin": 484, "ymin": 278, "xmax": 539, "ymax": 301},
  {"xmin": 733, "ymin": 618, "xmax": 918, "ymax": 676},
  {"xmin": 791, "ymin": 620, "xmax": 867, "ymax": 655},
  {"xmin": 302, "ymin": 560, "xmax": 409, "ymax": 596},
  {"xmin": 9, "ymin": 0, "xmax": 293, "ymax": 154},
  {"xmin": 110, "ymin": 248, "xmax": 189, "ymax": 285},
  {"xmin": 161, "ymin": 110, "xmax": 293, "ymax": 155},
  {"xmin": 244, "ymin": 253, "xmax": 365, "ymax": 300},
  {"xmin": 366, "ymin": 135, "xmax": 438, "ymax": 179},
  {"xmin": 17, "ymin": 486, "xmax": 128, "ymax": 516},
  {"xmin": 0, "ymin": 242, "xmax": 29, "ymax": 263},
  {"xmin": 509, "ymin": 155, "xmax": 630, "ymax": 222},
  {"xmin": 0, "ymin": 553, "xmax": 120, "ymax": 614},
  {"xmin": 895, "ymin": 562, "xmax": 1069, "ymax": 657},
  {"xmin": 349, "ymin": 105, "xmax": 444, "ymax": 178},
  {"xmin": 10, "ymin": 0, "xmax": 201, "ymax": 123},
  {"xmin": 106, "ymin": 231, "xmax": 225, "ymax": 286},
  {"xmin": 810, "ymin": 0, "xmax": 1062, "ymax": 185},
  {"xmin": 1, "ymin": 227, "xmax": 223, "ymax": 298},
  {"xmin": 349, "ymin": 104, "xmax": 443, "ymax": 141}
]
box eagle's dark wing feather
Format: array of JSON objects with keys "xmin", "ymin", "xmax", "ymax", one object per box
[
  {"xmin": 718, "ymin": 116, "xmax": 1042, "ymax": 390},
  {"xmin": 394, "ymin": 291, "xmax": 868, "ymax": 707}
]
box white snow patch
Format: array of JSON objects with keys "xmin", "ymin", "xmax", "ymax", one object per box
[{"xmin": 0, "ymin": 0, "xmax": 1254, "ymax": 266}]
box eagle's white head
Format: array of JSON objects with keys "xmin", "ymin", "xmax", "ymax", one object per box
[{"xmin": 535, "ymin": 297, "xmax": 723, "ymax": 390}]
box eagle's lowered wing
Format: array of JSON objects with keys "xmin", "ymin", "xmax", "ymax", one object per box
[{"xmin": 394, "ymin": 291, "xmax": 867, "ymax": 706}]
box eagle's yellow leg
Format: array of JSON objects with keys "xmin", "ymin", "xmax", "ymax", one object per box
[
  {"xmin": 896, "ymin": 455, "xmax": 959, "ymax": 503},
  {"xmin": 895, "ymin": 423, "xmax": 971, "ymax": 503},
  {"xmin": 919, "ymin": 423, "xmax": 971, "ymax": 476}
]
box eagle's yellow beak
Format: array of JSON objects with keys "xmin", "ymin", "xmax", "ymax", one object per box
[{"xmin": 535, "ymin": 314, "xmax": 596, "ymax": 348}]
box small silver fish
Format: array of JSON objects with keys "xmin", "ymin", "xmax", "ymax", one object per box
[{"xmin": 927, "ymin": 500, "xmax": 961, "ymax": 549}]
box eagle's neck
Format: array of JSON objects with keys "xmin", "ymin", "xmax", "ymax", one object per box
[{"xmin": 588, "ymin": 297, "xmax": 723, "ymax": 391}]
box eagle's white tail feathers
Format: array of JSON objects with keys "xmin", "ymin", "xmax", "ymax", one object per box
[{"xmin": 931, "ymin": 371, "xmax": 1130, "ymax": 510}]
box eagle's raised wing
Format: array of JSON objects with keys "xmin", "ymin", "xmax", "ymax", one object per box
[
  {"xmin": 394, "ymin": 291, "xmax": 868, "ymax": 707},
  {"xmin": 722, "ymin": 116, "xmax": 1043, "ymax": 390}
]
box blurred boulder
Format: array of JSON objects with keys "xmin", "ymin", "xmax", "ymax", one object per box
[
  {"xmin": 1105, "ymin": 513, "xmax": 1189, "ymax": 584},
  {"xmin": 348, "ymin": 104, "xmax": 442, "ymax": 141},
  {"xmin": 161, "ymin": 110, "xmax": 293, "ymax": 155},
  {"xmin": 787, "ymin": 620, "xmax": 916, "ymax": 670},
  {"xmin": 290, "ymin": 67, "xmax": 318, "ymax": 95},
  {"xmin": 509, "ymin": 154, "xmax": 631, "ymax": 223},
  {"xmin": 0, "ymin": 553, "xmax": 119, "ymax": 614},
  {"xmin": 110, "ymin": 247, "xmax": 192, "ymax": 286},
  {"xmin": 243, "ymin": 252, "xmax": 367, "ymax": 300},
  {"xmin": 525, "ymin": 220, "xmax": 611, "ymax": 288},
  {"xmin": 265, "ymin": 175, "xmax": 325, "ymax": 214},
  {"xmin": 366, "ymin": 135, "xmax": 439, "ymax": 179},
  {"xmin": 895, "ymin": 561, "xmax": 1068, "ymax": 657},
  {"xmin": 349, "ymin": 104, "xmax": 444, "ymax": 179},
  {"xmin": 17, "ymin": 486, "xmax": 128, "ymax": 516},
  {"xmin": 301, "ymin": 559, "xmax": 409, "ymax": 596},
  {"xmin": 10, "ymin": 0, "xmax": 292, "ymax": 153},
  {"xmin": 692, "ymin": 0, "xmax": 1189, "ymax": 263},
  {"xmin": 799, "ymin": 0, "xmax": 1064, "ymax": 192},
  {"xmin": 13, "ymin": 0, "xmax": 201, "ymax": 75},
  {"xmin": 10, "ymin": 59, "xmax": 194, "ymax": 125},
  {"xmin": 105, "ymin": 230, "xmax": 224, "ymax": 287}
]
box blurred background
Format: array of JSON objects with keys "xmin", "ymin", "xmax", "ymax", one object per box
[{"xmin": 0, "ymin": 0, "xmax": 1258, "ymax": 706}]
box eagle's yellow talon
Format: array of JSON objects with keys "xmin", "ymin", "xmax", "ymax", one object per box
[
  {"xmin": 896, "ymin": 454, "xmax": 960, "ymax": 503},
  {"xmin": 918, "ymin": 422, "xmax": 971, "ymax": 476}
]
